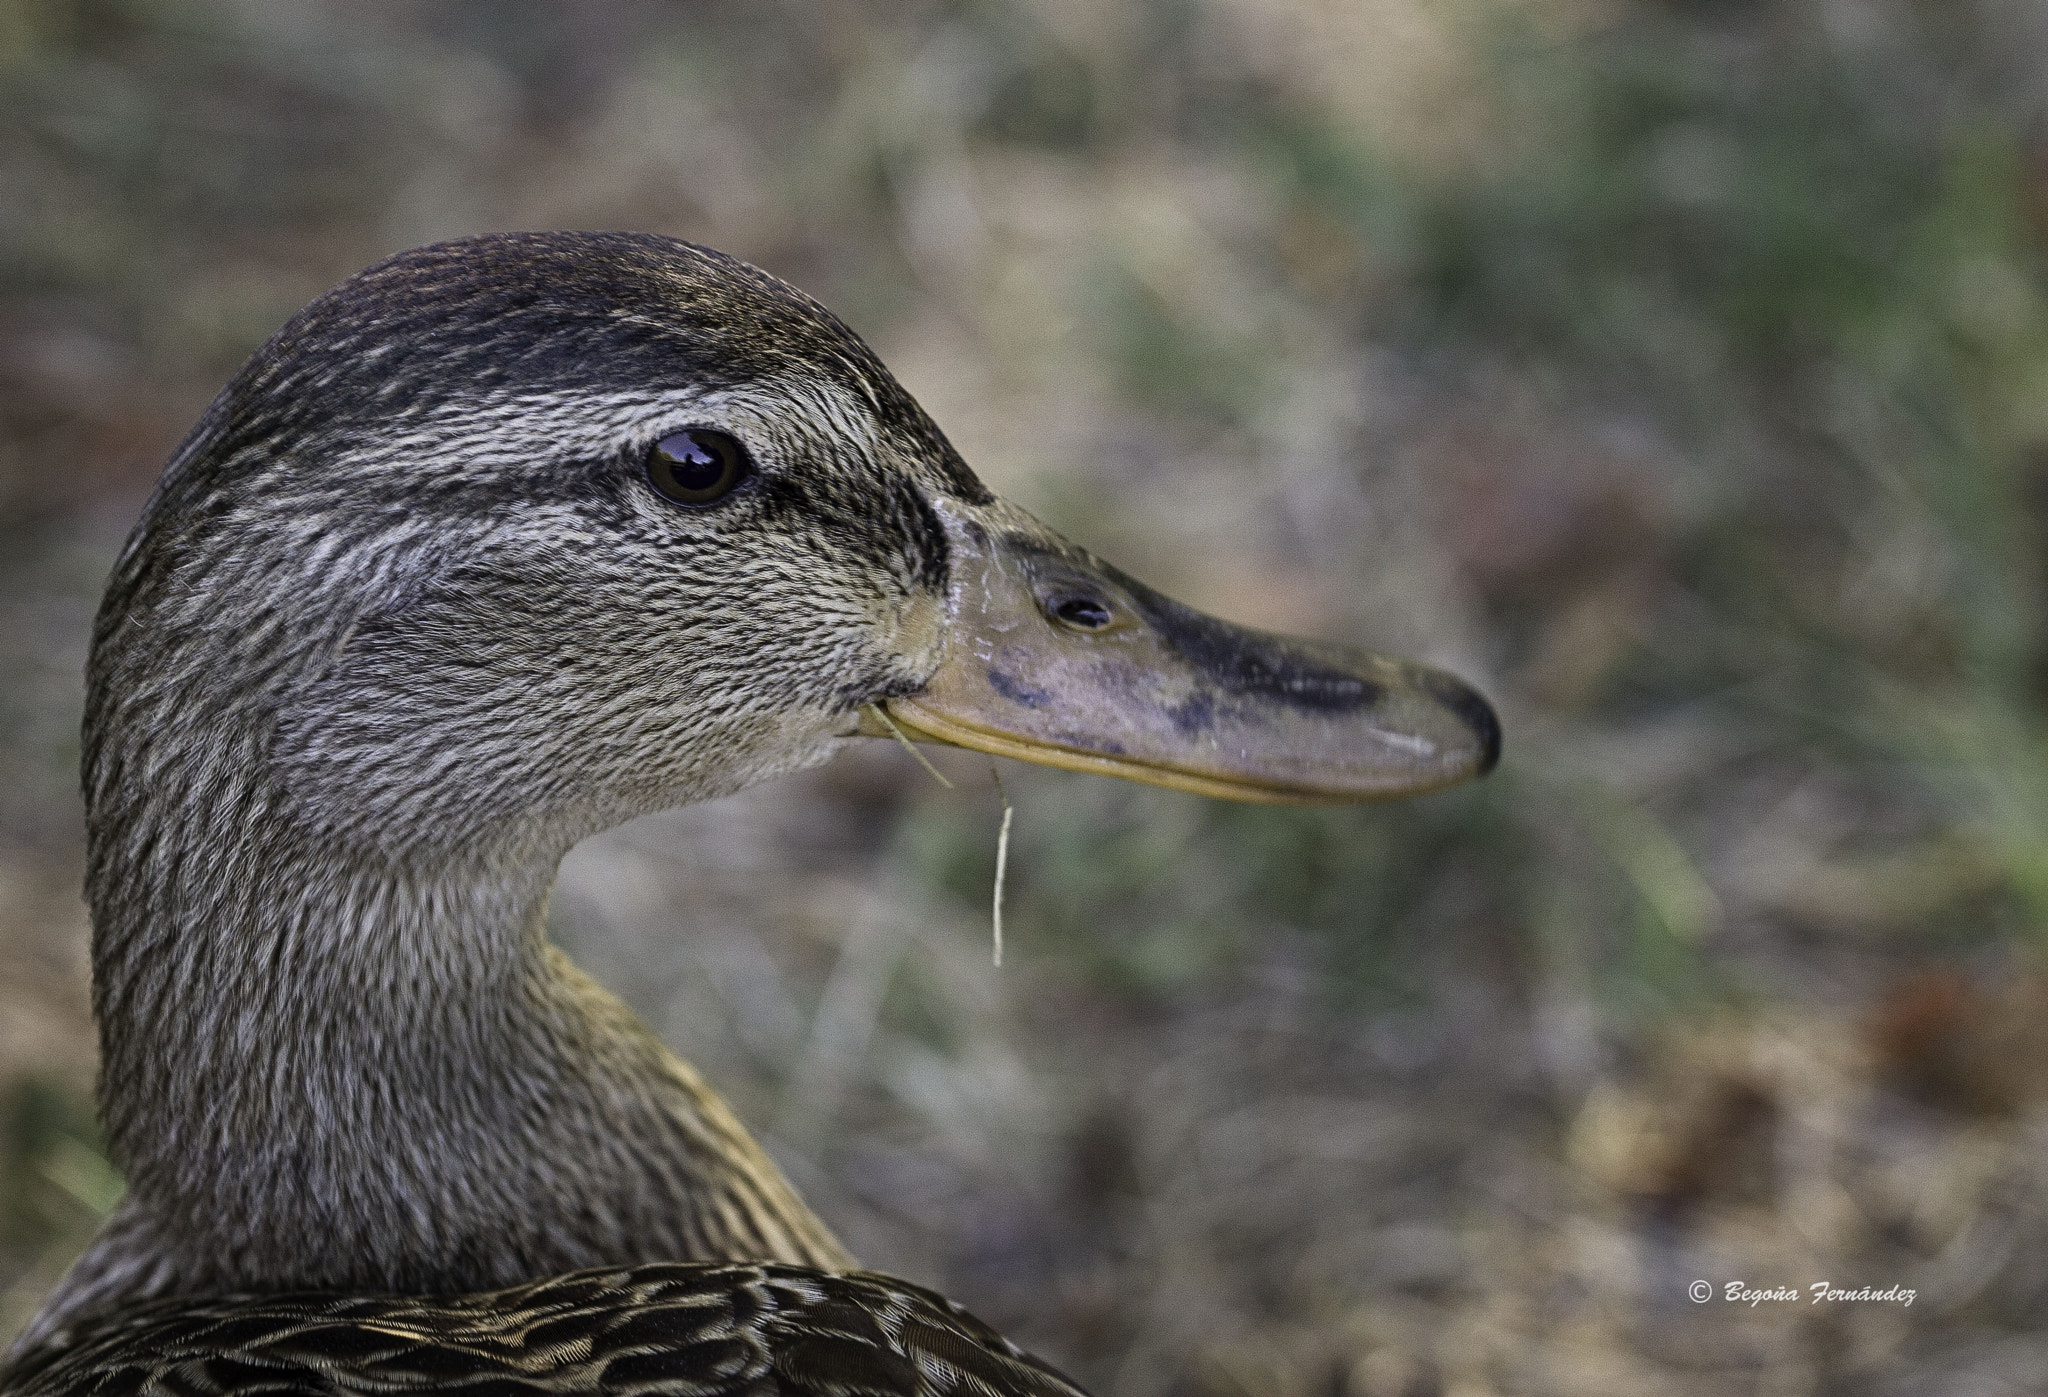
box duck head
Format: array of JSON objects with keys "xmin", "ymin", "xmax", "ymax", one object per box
[
  {"xmin": 94, "ymin": 231, "xmax": 1497, "ymax": 872},
  {"xmin": 35, "ymin": 232, "xmax": 1508, "ymax": 1341}
]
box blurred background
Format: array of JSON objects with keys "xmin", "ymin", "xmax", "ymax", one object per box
[{"xmin": 5, "ymin": 0, "xmax": 2048, "ymax": 1391}]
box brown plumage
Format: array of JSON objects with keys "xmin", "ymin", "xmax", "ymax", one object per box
[{"xmin": 3, "ymin": 1264, "xmax": 1089, "ymax": 1397}]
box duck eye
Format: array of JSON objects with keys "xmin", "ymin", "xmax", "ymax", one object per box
[{"xmin": 647, "ymin": 429, "xmax": 750, "ymax": 506}]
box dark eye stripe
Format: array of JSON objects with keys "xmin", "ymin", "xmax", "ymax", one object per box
[{"xmin": 647, "ymin": 429, "xmax": 750, "ymax": 507}]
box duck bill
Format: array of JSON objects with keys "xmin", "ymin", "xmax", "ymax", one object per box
[{"xmin": 869, "ymin": 500, "xmax": 1500, "ymax": 804}]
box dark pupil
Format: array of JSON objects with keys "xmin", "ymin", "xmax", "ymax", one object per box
[
  {"xmin": 662, "ymin": 434, "xmax": 725, "ymax": 490},
  {"xmin": 1053, "ymin": 596, "xmax": 1114, "ymax": 629}
]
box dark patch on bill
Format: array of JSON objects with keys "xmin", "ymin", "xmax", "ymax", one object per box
[
  {"xmin": 987, "ymin": 669, "xmax": 1051, "ymax": 709},
  {"xmin": 1167, "ymin": 689, "xmax": 1217, "ymax": 736}
]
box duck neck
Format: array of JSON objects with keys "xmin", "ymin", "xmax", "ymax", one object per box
[{"xmin": 34, "ymin": 796, "xmax": 850, "ymax": 1348}]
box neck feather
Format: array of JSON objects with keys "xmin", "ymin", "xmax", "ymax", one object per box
[{"xmin": 28, "ymin": 754, "xmax": 849, "ymax": 1351}]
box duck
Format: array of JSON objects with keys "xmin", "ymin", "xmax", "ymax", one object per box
[{"xmin": 0, "ymin": 232, "xmax": 1500, "ymax": 1395}]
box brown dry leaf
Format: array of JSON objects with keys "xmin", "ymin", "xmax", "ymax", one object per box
[{"xmin": 1867, "ymin": 965, "xmax": 2048, "ymax": 1118}]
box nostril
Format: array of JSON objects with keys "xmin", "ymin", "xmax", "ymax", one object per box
[{"xmin": 1049, "ymin": 595, "xmax": 1115, "ymax": 632}]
